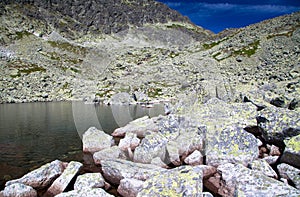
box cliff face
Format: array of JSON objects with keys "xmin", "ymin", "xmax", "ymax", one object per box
[{"xmin": 0, "ymin": 0, "xmax": 212, "ymax": 41}]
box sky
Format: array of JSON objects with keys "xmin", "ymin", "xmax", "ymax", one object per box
[{"xmin": 158, "ymin": 0, "xmax": 300, "ymax": 33}]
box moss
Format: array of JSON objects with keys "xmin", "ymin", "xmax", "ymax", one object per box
[
  {"xmin": 47, "ymin": 41, "xmax": 87, "ymax": 55},
  {"xmin": 285, "ymin": 135, "xmax": 300, "ymax": 152},
  {"xmin": 62, "ymin": 82, "xmax": 69, "ymax": 90},
  {"xmin": 70, "ymin": 67, "xmax": 81, "ymax": 73},
  {"xmin": 15, "ymin": 31, "xmax": 31, "ymax": 40},
  {"xmin": 19, "ymin": 65, "xmax": 46, "ymax": 74}
]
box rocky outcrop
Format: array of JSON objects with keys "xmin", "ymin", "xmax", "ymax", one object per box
[{"xmin": 82, "ymin": 127, "xmax": 114, "ymax": 153}]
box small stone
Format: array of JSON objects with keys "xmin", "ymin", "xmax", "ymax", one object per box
[
  {"xmin": 184, "ymin": 150, "xmax": 203, "ymax": 166},
  {"xmin": 249, "ymin": 159, "xmax": 278, "ymax": 178},
  {"xmin": 270, "ymin": 145, "xmax": 281, "ymax": 156}
]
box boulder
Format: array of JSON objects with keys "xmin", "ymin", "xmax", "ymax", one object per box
[
  {"xmin": 184, "ymin": 150, "xmax": 203, "ymax": 166},
  {"xmin": 257, "ymin": 105, "xmax": 300, "ymax": 146},
  {"xmin": 112, "ymin": 116, "xmax": 158, "ymax": 137},
  {"xmin": 118, "ymin": 132, "xmax": 140, "ymax": 151},
  {"xmin": 206, "ymin": 124, "xmax": 259, "ymax": 167},
  {"xmin": 278, "ymin": 163, "xmax": 300, "ymax": 190},
  {"xmin": 117, "ymin": 178, "xmax": 144, "ymax": 197},
  {"xmin": 249, "ymin": 159, "xmax": 278, "ymax": 178},
  {"xmin": 101, "ymin": 159, "xmax": 164, "ymax": 185},
  {"xmin": 5, "ymin": 160, "xmax": 65, "ymax": 190},
  {"xmin": 137, "ymin": 165, "xmax": 203, "ymax": 196},
  {"xmin": 45, "ymin": 161, "xmax": 83, "ymax": 196},
  {"xmin": 133, "ymin": 132, "xmax": 167, "ymax": 164},
  {"xmin": 82, "ymin": 127, "xmax": 113, "ymax": 153},
  {"xmin": 217, "ymin": 163, "xmax": 300, "ymax": 196},
  {"xmin": 55, "ymin": 188, "xmax": 113, "ymax": 197},
  {"xmin": 74, "ymin": 173, "xmax": 105, "ymax": 190},
  {"xmin": 93, "ymin": 146, "xmax": 126, "ymax": 165},
  {"xmin": 0, "ymin": 183, "xmax": 37, "ymax": 197},
  {"xmin": 280, "ymin": 134, "xmax": 300, "ymax": 168},
  {"xmin": 165, "ymin": 119, "xmax": 206, "ymax": 166},
  {"xmin": 109, "ymin": 92, "xmax": 132, "ymax": 105}
]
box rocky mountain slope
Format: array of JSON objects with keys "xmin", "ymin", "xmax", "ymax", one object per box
[{"xmin": 0, "ymin": 0, "xmax": 299, "ymax": 110}]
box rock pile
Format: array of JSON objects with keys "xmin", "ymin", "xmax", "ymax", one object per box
[{"xmin": 1, "ymin": 98, "xmax": 299, "ymax": 196}]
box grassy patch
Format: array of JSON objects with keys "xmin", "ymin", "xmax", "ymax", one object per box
[
  {"xmin": 15, "ymin": 31, "xmax": 31, "ymax": 40},
  {"xmin": 147, "ymin": 87, "xmax": 162, "ymax": 98},
  {"xmin": 233, "ymin": 40, "xmax": 260, "ymax": 57},
  {"xmin": 47, "ymin": 41, "xmax": 87, "ymax": 54}
]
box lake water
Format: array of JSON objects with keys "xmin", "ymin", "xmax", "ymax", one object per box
[{"xmin": 0, "ymin": 102, "xmax": 164, "ymax": 188}]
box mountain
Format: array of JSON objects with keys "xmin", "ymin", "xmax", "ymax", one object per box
[{"xmin": 0, "ymin": 0, "xmax": 299, "ymax": 110}]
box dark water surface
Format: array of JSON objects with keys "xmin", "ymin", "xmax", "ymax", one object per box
[{"xmin": 0, "ymin": 102, "xmax": 164, "ymax": 188}]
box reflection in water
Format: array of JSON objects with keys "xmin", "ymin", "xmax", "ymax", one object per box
[{"xmin": 0, "ymin": 102, "xmax": 164, "ymax": 188}]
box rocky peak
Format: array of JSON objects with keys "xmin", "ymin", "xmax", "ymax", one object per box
[{"xmin": 1, "ymin": 0, "xmax": 212, "ymax": 40}]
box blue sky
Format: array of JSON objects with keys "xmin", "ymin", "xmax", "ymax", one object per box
[{"xmin": 158, "ymin": 0, "xmax": 300, "ymax": 33}]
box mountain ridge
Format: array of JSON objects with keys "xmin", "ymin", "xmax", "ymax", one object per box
[{"xmin": 0, "ymin": 1, "xmax": 299, "ymax": 108}]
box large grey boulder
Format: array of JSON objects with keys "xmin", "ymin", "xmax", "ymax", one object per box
[
  {"xmin": 5, "ymin": 160, "xmax": 65, "ymax": 190},
  {"xmin": 166, "ymin": 123, "xmax": 206, "ymax": 166},
  {"xmin": 133, "ymin": 132, "xmax": 167, "ymax": 164},
  {"xmin": 101, "ymin": 159, "xmax": 165, "ymax": 185},
  {"xmin": 217, "ymin": 163, "xmax": 300, "ymax": 196},
  {"xmin": 0, "ymin": 183, "xmax": 37, "ymax": 197},
  {"xmin": 45, "ymin": 161, "xmax": 83, "ymax": 196},
  {"xmin": 117, "ymin": 178, "xmax": 144, "ymax": 197},
  {"xmin": 278, "ymin": 163, "xmax": 300, "ymax": 190},
  {"xmin": 280, "ymin": 134, "xmax": 300, "ymax": 168},
  {"xmin": 112, "ymin": 116, "xmax": 158, "ymax": 137},
  {"xmin": 257, "ymin": 105, "xmax": 300, "ymax": 146},
  {"xmin": 82, "ymin": 127, "xmax": 114, "ymax": 153},
  {"xmin": 55, "ymin": 188, "xmax": 113, "ymax": 197},
  {"xmin": 206, "ymin": 124, "xmax": 259, "ymax": 167},
  {"xmin": 179, "ymin": 98, "xmax": 259, "ymax": 167},
  {"xmin": 249, "ymin": 159, "xmax": 277, "ymax": 179},
  {"xmin": 93, "ymin": 146, "xmax": 126, "ymax": 165},
  {"xmin": 137, "ymin": 165, "xmax": 203, "ymax": 197},
  {"xmin": 74, "ymin": 173, "xmax": 105, "ymax": 190}
]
